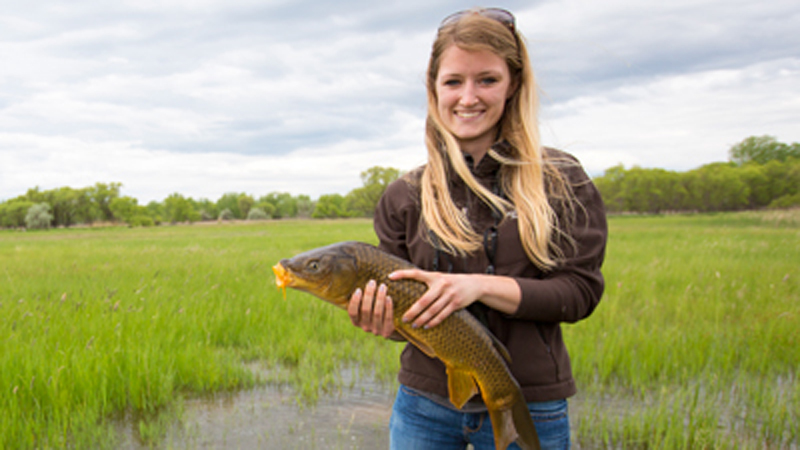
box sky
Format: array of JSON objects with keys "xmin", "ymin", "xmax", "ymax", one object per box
[{"xmin": 1, "ymin": 0, "xmax": 799, "ymax": 203}]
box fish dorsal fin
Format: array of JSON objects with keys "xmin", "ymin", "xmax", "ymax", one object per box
[{"xmin": 445, "ymin": 366, "xmax": 479, "ymax": 409}]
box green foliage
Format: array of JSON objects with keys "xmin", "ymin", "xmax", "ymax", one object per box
[
  {"xmin": 259, "ymin": 192, "xmax": 297, "ymax": 219},
  {"xmin": 312, "ymin": 194, "xmax": 352, "ymax": 218},
  {"xmin": 218, "ymin": 208, "xmax": 235, "ymax": 221},
  {"xmin": 729, "ymin": 135, "xmax": 800, "ymax": 165},
  {"xmin": 163, "ymin": 193, "xmax": 200, "ymax": 224},
  {"xmin": 568, "ymin": 212, "xmax": 799, "ymax": 447},
  {"xmin": 246, "ymin": 207, "xmax": 269, "ymax": 220},
  {"xmin": 595, "ymin": 138, "xmax": 800, "ymax": 213},
  {"xmin": 215, "ymin": 193, "xmax": 244, "ymax": 219},
  {"xmin": 1, "ymin": 215, "xmax": 797, "ymax": 448},
  {"xmin": 0, "ymin": 200, "xmax": 34, "ymax": 228},
  {"xmin": 345, "ymin": 166, "xmax": 401, "ymax": 217},
  {"xmin": 25, "ymin": 203, "xmax": 53, "ymax": 230},
  {"xmin": 0, "ymin": 219, "xmax": 390, "ymax": 448}
]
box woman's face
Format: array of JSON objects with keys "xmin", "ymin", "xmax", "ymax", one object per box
[{"xmin": 435, "ymin": 45, "xmax": 514, "ymax": 160}]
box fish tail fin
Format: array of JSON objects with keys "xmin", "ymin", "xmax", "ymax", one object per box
[{"xmin": 488, "ymin": 401, "xmax": 541, "ymax": 450}]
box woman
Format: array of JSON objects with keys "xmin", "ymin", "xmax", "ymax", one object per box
[{"xmin": 348, "ymin": 8, "xmax": 607, "ymax": 449}]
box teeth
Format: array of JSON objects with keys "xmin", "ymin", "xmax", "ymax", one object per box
[{"xmin": 457, "ymin": 111, "xmax": 481, "ymax": 118}]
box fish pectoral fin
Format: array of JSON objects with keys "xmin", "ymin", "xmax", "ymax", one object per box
[
  {"xmin": 445, "ymin": 367, "xmax": 479, "ymax": 410},
  {"xmin": 396, "ymin": 329, "xmax": 437, "ymax": 359}
]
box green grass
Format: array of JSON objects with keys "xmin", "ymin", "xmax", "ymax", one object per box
[
  {"xmin": 568, "ymin": 211, "xmax": 799, "ymax": 448},
  {"xmin": 0, "ymin": 220, "xmax": 400, "ymax": 448},
  {"xmin": 1, "ymin": 212, "xmax": 798, "ymax": 448}
]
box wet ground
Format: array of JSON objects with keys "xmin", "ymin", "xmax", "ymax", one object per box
[{"xmin": 117, "ymin": 380, "xmax": 395, "ymax": 449}]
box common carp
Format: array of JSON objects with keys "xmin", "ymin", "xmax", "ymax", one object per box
[{"xmin": 272, "ymin": 241, "xmax": 541, "ymax": 450}]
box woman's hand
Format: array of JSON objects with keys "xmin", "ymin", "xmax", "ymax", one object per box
[
  {"xmin": 348, "ymin": 280, "xmax": 395, "ymax": 338},
  {"xmin": 391, "ymin": 269, "xmax": 522, "ymax": 330},
  {"xmin": 392, "ymin": 269, "xmax": 483, "ymax": 329}
]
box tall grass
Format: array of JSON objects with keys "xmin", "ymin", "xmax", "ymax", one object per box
[
  {"xmin": 568, "ymin": 212, "xmax": 799, "ymax": 448},
  {"xmin": 0, "ymin": 220, "xmax": 400, "ymax": 448},
  {"xmin": 1, "ymin": 212, "xmax": 797, "ymax": 448}
]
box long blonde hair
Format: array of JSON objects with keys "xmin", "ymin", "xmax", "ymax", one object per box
[{"xmin": 421, "ymin": 12, "xmax": 574, "ymax": 270}]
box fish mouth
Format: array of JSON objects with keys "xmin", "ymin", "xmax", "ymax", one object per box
[{"xmin": 272, "ymin": 262, "xmax": 292, "ymax": 298}]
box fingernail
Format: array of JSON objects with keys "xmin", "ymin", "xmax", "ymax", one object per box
[
  {"xmin": 354, "ymin": 288, "xmax": 362, "ymax": 296},
  {"xmin": 378, "ymin": 284, "xmax": 387, "ymax": 293},
  {"xmin": 411, "ymin": 323, "xmax": 418, "ymax": 329},
  {"xmin": 367, "ymin": 280, "xmax": 376, "ymax": 288}
]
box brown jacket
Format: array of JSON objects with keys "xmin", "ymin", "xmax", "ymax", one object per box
[{"xmin": 373, "ymin": 145, "xmax": 607, "ymax": 402}]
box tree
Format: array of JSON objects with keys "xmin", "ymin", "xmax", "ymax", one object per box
[
  {"xmin": 0, "ymin": 200, "xmax": 35, "ymax": 228},
  {"xmin": 163, "ymin": 193, "xmax": 200, "ymax": 223},
  {"xmin": 345, "ymin": 166, "xmax": 401, "ymax": 217},
  {"xmin": 312, "ymin": 194, "xmax": 352, "ymax": 218},
  {"xmin": 216, "ymin": 193, "xmax": 243, "ymax": 219},
  {"xmin": 295, "ymin": 195, "xmax": 314, "ymax": 218},
  {"xmin": 237, "ymin": 194, "xmax": 255, "ymax": 219},
  {"xmin": 109, "ymin": 196, "xmax": 147, "ymax": 225},
  {"xmin": 247, "ymin": 208, "xmax": 269, "ymax": 220},
  {"xmin": 25, "ymin": 203, "xmax": 53, "ymax": 230},
  {"xmin": 90, "ymin": 182, "xmax": 122, "ymax": 222},
  {"xmin": 729, "ymin": 135, "xmax": 800, "ymax": 165}
]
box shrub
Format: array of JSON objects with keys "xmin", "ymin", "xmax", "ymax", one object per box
[
  {"xmin": 247, "ymin": 208, "xmax": 269, "ymax": 221},
  {"xmin": 218, "ymin": 208, "xmax": 235, "ymax": 221},
  {"xmin": 25, "ymin": 203, "xmax": 53, "ymax": 230},
  {"xmin": 128, "ymin": 215, "xmax": 155, "ymax": 227}
]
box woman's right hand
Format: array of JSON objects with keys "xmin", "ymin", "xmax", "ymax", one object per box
[{"xmin": 348, "ymin": 279, "xmax": 395, "ymax": 338}]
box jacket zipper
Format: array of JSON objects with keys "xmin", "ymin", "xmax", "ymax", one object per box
[{"xmin": 536, "ymin": 323, "xmax": 560, "ymax": 380}]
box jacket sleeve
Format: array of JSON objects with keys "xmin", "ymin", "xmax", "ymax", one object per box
[
  {"xmin": 511, "ymin": 163, "xmax": 608, "ymax": 323},
  {"xmin": 373, "ymin": 177, "xmax": 414, "ymax": 262}
]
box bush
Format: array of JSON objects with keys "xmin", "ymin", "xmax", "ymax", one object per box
[
  {"xmin": 769, "ymin": 193, "xmax": 800, "ymax": 209},
  {"xmin": 247, "ymin": 208, "xmax": 269, "ymax": 221},
  {"xmin": 25, "ymin": 203, "xmax": 53, "ymax": 230},
  {"xmin": 128, "ymin": 215, "xmax": 155, "ymax": 227},
  {"xmin": 218, "ymin": 208, "xmax": 235, "ymax": 221}
]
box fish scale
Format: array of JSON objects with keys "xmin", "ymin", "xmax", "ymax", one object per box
[{"xmin": 274, "ymin": 241, "xmax": 541, "ymax": 450}]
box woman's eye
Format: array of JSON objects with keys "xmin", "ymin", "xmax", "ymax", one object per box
[
  {"xmin": 443, "ymin": 79, "xmax": 461, "ymax": 87},
  {"xmin": 480, "ymin": 77, "xmax": 498, "ymax": 85}
]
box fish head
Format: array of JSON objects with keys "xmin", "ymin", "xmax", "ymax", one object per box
[{"xmin": 272, "ymin": 243, "xmax": 360, "ymax": 308}]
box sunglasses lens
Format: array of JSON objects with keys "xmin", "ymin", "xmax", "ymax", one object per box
[{"xmin": 439, "ymin": 8, "xmax": 515, "ymax": 31}]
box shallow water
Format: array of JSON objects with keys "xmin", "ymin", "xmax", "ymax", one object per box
[{"xmin": 117, "ymin": 380, "xmax": 395, "ymax": 449}]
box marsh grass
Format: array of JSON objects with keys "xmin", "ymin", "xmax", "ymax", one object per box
[
  {"xmin": 569, "ymin": 212, "xmax": 799, "ymax": 448},
  {"xmin": 1, "ymin": 220, "xmax": 400, "ymax": 448},
  {"xmin": 1, "ymin": 213, "xmax": 797, "ymax": 448}
]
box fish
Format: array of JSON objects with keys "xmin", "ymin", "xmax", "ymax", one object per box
[{"xmin": 272, "ymin": 241, "xmax": 541, "ymax": 450}]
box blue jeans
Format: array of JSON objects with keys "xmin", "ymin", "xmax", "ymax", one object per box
[{"xmin": 390, "ymin": 385, "xmax": 570, "ymax": 450}]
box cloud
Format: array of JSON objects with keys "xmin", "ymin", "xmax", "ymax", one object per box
[
  {"xmin": 1, "ymin": 1, "xmax": 800, "ymax": 203},
  {"xmin": 541, "ymin": 57, "xmax": 800, "ymax": 174}
]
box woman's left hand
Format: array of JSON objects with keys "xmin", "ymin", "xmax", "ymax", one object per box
[{"xmin": 390, "ymin": 269, "xmax": 484, "ymax": 330}]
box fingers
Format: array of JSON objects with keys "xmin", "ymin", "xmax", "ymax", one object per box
[
  {"xmin": 401, "ymin": 273, "xmax": 478, "ymax": 329},
  {"xmin": 348, "ymin": 280, "xmax": 395, "ymax": 338}
]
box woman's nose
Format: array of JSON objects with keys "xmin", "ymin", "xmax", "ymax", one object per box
[{"xmin": 459, "ymin": 82, "xmax": 479, "ymax": 106}]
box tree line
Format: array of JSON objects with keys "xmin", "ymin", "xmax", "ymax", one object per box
[
  {"xmin": 594, "ymin": 136, "xmax": 800, "ymax": 213},
  {"xmin": 0, "ymin": 167, "xmax": 401, "ymax": 230},
  {"xmin": 2, "ymin": 136, "xmax": 798, "ymax": 230}
]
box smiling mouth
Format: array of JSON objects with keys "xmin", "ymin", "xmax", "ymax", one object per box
[{"xmin": 455, "ymin": 110, "xmax": 483, "ymax": 119}]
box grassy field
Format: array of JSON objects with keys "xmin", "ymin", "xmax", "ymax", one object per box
[{"xmin": 1, "ymin": 212, "xmax": 798, "ymax": 448}]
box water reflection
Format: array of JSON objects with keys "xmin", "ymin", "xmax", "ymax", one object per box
[{"xmin": 117, "ymin": 377, "xmax": 395, "ymax": 449}]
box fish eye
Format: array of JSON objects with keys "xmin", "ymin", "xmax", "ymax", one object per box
[{"xmin": 308, "ymin": 260, "xmax": 319, "ymax": 271}]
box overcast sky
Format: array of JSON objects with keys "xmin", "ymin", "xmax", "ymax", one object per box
[{"xmin": 1, "ymin": 0, "xmax": 798, "ymax": 203}]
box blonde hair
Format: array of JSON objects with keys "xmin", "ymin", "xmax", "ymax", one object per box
[{"xmin": 421, "ymin": 12, "xmax": 574, "ymax": 270}]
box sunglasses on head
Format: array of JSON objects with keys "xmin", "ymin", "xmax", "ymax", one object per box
[{"xmin": 439, "ymin": 8, "xmax": 516, "ymax": 33}]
